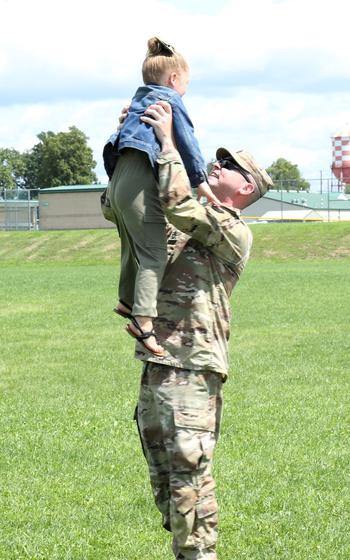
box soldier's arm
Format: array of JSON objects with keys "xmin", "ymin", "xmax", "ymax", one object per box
[{"xmin": 157, "ymin": 151, "xmax": 252, "ymax": 271}]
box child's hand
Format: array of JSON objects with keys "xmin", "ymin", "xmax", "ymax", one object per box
[
  {"xmin": 197, "ymin": 182, "xmax": 221, "ymax": 206},
  {"xmin": 117, "ymin": 104, "xmax": 130, "ymax": 131}
]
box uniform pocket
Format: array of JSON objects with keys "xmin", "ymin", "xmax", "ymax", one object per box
[
  {"xmin": 174, "ymin": 406, "xmax": 216, "ymax": 432},
  {"xmin": 143, "ymin": 218, "xmax": 167, "ymax": 249}
]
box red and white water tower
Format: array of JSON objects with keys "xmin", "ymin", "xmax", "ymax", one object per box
[{"xmin": 331, "ymin": 125, "xmax": 350, "ymax": 189}]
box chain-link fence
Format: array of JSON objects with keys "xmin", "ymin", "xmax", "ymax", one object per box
[
  {"xmin": 0, "ymin": 189, "xmax": 39, "ymax": 230},
  {"xmin": 269, "ymin": 176, "xmax": 345, "ymax": 193},
  {"xmin": 0, "ymin": 177, "xmax": 349, "ymax": 231}
]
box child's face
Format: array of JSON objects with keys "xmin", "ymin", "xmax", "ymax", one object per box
[{"xmin": 171, "ymin": 68, "xmax": 190, "ymax": 96}]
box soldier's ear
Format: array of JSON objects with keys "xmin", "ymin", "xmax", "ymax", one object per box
[{"xmin": 240, "ymin": 183, "xmax": 255, "ymax": 196}]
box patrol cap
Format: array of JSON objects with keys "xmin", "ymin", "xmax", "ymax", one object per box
[{"xmin": 216, "ymin": 148, "xmax": 274, "ymax": 197}]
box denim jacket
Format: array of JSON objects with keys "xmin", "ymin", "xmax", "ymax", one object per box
[{"xmin": 103, "ymin": 84, "xmax": 207, "ymax": 188}]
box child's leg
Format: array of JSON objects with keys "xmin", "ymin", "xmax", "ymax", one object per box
[
  {"xmin": 131, "ymin": 222, "xmax": 167, "ymax": 318},
  {"xmin": 114, "ymin": 206, "xmax": 139, "ymax": 311},
  {"xmin": 110, "ymin": 149, "xmax": 167, "ymax": 352},
  {"xmin": 108, "ymin": 172, "xmax": 139, "ymax": 312}
]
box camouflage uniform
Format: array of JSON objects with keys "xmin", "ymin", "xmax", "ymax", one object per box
[
  {"xmin": 133, "ymin": 151, "xmax": 252, "ymax": 559},
  {"xmin": 137, "ymin": 364, "xmax": 222, "ymax": 560}
]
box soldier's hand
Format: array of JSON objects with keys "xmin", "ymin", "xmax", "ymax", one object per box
[{"xmin": 141, "ymin": 101, "xmax": 175, "ymax": 151}]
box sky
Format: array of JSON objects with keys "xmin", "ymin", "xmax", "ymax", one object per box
[{"xmin": 1, "ymin": 0, "xmax": 350, "ymax": 187}]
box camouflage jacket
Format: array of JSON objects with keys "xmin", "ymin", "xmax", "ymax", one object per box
[{"xmin": 135, "ymin": 150, "xmax": 253, "ymax": 378}]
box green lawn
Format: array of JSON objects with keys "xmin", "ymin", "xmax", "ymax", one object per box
[{"xmin": 0, "ymin": 224, "xmax": 349, "ymax": 559}]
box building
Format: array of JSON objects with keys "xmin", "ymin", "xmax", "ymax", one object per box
[
  {"xmin": 242, "ymin": 190, "xmax": 350, "ymax": 222},
  {"xmin": 260, "ymin": 209, "xmax": 322, "ymax": 222},
  {"xmin": 38, "ymin": 184, "xmax": 110, "ymax": 230}
]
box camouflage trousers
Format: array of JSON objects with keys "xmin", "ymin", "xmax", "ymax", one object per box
[{"xmin": 136, "ymin": 362, "xmax": 223, "ymax": 560}]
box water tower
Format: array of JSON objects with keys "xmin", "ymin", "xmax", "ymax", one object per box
[{"xmin": 331, "ymin": 125, "xmax": 350, "ymax": 191}]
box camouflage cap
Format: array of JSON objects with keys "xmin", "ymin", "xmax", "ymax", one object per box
[{"xmin": 216, "ymin": 148, "xmax": 274, "ymax": 197}]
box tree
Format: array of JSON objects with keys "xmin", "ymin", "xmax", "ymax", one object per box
[
  {"xmin": 24, "ymin": 126, "xmax": 97, "ymax": 188},
  {"xmin": 345, "ymin": 184, "xmax": 350, "ymax": 194},
  {"xmin": 266, "ymin": 158, "xmax": 309, "ymax": 191},
  {"xmin": 0, "ymin": 148, "xmax": 26, "ymax": 189},
  {"xmin": 21, "ymin": 143, "xmax": 43, "ymax": 190}
]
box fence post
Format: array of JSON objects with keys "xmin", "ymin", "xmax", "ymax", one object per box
[
  {"xmin": 281, "ymin": 185, "xmax": 284, "ymax": 222},
  {"xmin": 327, "ymin": 179, "xmax": 330, "ymax": 223}
]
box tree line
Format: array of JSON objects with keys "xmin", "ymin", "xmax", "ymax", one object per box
[
  {"xmin": 1, "ymin": 125, "xmax": 311, "ymax": 191},
  {"xmin": 0, "ymin": 126, "xmax": 97, "ymax": 190}
]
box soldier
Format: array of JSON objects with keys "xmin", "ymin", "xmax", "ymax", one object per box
[{"xmin": 116, "ymin": 102, "xmax": 273, "ymax": 560}]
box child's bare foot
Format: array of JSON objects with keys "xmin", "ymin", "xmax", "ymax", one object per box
[
  {"xmin": 126, "ymin": 316, "xmax": 165, "ymax": 357},
  {"xmin": 113, "ymin": 301, "xmax": 133, "ymax": 319}
]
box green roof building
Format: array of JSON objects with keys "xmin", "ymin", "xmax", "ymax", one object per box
[
  {"xmin": 242, "ymin": 190, "xmax": 350, "ymax": 222},
  {"xmin": 38, "ymin": 184, "xmax": 111, "ymax": 230}
]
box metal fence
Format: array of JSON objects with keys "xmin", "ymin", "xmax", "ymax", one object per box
[
  {"xmin": 0, "ymin": 178, "xmax": 349, "ymax": 231},
  {"xmin": 270, "ymin": 175, "xmax": 345, "ymax": 194},
  {"xmin": 0, "ymin": 189, "xmax": 39, "ymax": 231}
]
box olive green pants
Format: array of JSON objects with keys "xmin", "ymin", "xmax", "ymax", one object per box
[
  {"xmin": 136, "ymin": 363, "xmax": 223, "ymax": 560},
  {"xmin": 109, "ymin": 149, "xmax": 167, "ymax": 317}
]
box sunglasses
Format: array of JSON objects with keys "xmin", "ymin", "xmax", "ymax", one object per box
[{"xmin": 217, "ymin": 159, "xmax": 251, "ymax": 182}]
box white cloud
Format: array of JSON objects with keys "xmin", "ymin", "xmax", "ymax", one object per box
[{"xmin": 2, "ymin": 0, "xmax": 350, "ymax": 104}]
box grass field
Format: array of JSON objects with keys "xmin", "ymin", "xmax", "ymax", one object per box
[{"xmin": 0, "ymin": 223, "xmax": 349, "ymax": 560}]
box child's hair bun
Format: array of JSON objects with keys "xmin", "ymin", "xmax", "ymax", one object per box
[
  {"xmin": 142, "ymin": 37, "xmax": 187, "ymax": 85},
  {"xmin": 147, "ymin": 37, "xmax": 175, "ymax": 57}
]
